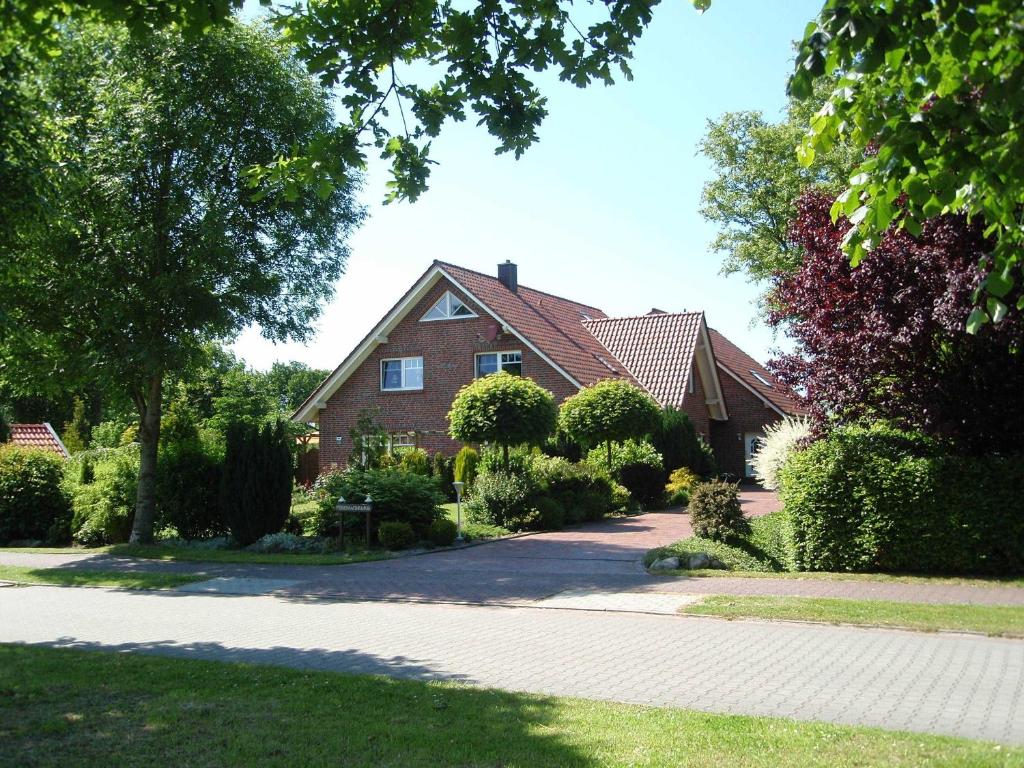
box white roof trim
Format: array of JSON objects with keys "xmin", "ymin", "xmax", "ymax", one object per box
[
  {"xmin": 715, "ymin": 362, "xmax": 787, "ymax": 418},
  {"xmin": 437, "ymin": 267, "xmax": 583, "ymax": 389},
  {"xmin": 694, "ymin": 320, "xmax": 728, "ymax": 421},
  {"xmin": 43, "ymin": 422, "xmax": 70, "ymax": 458}
]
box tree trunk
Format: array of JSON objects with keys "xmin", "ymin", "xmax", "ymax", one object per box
[
  {"xmin": 606, "ymin": 439, "xmax": 612, "ymax": 469},
  {"xmin": 502, "ymin": 443, "xmax": 509, "ymax": 471},
  {"xmin": 129, "ymin": 374, "xmax": 163, "ymax": 544}
]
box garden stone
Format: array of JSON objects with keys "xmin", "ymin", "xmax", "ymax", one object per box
[
  {"xmin": 685, "ymin": 552, "xmax": 712, "ymax": 569},
  {"xmin": 649, "ymin": 556, "xmax": 680, "ymax": 571}
]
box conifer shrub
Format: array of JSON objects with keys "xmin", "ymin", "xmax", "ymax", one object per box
[
  {"xmin": 220, "ymin": 421, "xmax": 292, "ymax": 546},
  {"xmin": 688, "ymin": 480, "xmax": 749, "ymax": 542}
]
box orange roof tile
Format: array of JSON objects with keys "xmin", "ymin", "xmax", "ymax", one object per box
[{"xmin": 9, "ymin": 424, "xmax": 70, "ymax": 457}]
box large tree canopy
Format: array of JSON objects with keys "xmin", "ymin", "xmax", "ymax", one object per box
[
  {"xmin": 1, "ymin": 20, "xmax": 362, "ymax": 542},
  {"xmin": 790, "ymin": 0, "xmax": 1024, "ymax": 329},
  {"xmin": 770, "ymin": 191, "xmax": 1024, "ymax": 455},
  {"xmin": 699, "ymin": 78, "xmax": 857, "ymax": 286}
]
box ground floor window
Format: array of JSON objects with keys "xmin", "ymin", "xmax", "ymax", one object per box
[{"xmin": 475, "ymin": 350, "xmax": 522, "ymax": 377}]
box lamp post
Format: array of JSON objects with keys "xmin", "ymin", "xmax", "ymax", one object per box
[{"xmin": 452, "ymin": 481, "xmax": 464, "ymax": 541}]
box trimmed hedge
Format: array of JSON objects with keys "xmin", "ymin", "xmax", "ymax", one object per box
[
  {"xmin": 780, "ymin": 425, "xmax": 1024, "ymax": 575},
  {"xmin": 0, "ymin": 446, "xmax": 71, "ymax": 544}
]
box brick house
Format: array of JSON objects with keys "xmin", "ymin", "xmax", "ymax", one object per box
[{"xmin": 294, "ymin": 260, "xmax": 805, "ymax": 478}]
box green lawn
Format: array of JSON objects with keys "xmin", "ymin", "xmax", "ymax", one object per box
[
  {"xmin": 0, "ymin": 564, "xmax": 203, "ymax": 590},
  {"xmin": 442, "ymin": 502, "xmax": 510, "ymax": 540},
  {"xmin": 685, "ymin": 595, "xmax": 1024, "ymax": 637},
  {"xmin": 671, "ymin": 568, "xmax": 1024, "ymax": 588},
  {"xmin": 106, "ymin": 544, "xmax": 388, "ymax": 566},
  {"xmin": 1, "ymin": 645, "xmax": 1017, "ymax": 768}
]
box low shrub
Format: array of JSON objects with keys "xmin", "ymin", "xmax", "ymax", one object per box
[
  {"xmin": 309, "ymin": 468, "xmax": 445, "ymax": 539},
  {"xmin": 0, "ymin": 446, "xmax": 71, "ymax": 544},
  {"xmin": 378, "ymin": 520, "xmax": 415, "ymax": 550},
  {"xmin": 585, "ymin": 439, "xmax": 663, "ymax": 475},
  {"xmin": 156, "ymin": 439, "xmax": 224, "ymax": 541},
  {"xmin": 688, "ymin": 480, "xmax": 749, "ymax": 542},
  {"xmin": 532, "ymin": 456, "xmax": 614, "ymax": 524},
  {"xmin": 399, "ymin": 447, "xmax": 430, "ymax": 476},
  {"xmin": 618, "ymin": 463, "xmax": 665, "ymax": 508},
  {"xmin": 751, "ymin": 416, "xmax": 811, "ymax": 491},
  {"xmin": 247, "ymin": 532, "xmax": 325, "ymax": 554},
  {"xmin": 748, "ymin": 512, "xmax": 793, "ymax": 571},
  {"xmin": 610, "ymin": 482, "xmax": 633, "ymax": 514},
  {"xmin": 584, "ymin": 439, "xmax": 664, "ymax": 507},
  {"xmin": 531, "ymin": 495, "xmax": 566, "ymax": 530},
  {"xmin": 428, "ymin": 517, "xmax": 458, "ymax": 546},
  {"xmin": 780, "ymin": 424, "xmax": 1024, "ymax": 575},
  {"xmin": 665, "ymin": 467, "xmax": 699, "ymax": 506},
  {"xmin": 431, "ymin": 452, "xmax": 456, "ymax": 500},
  {"xmin": 220, "ymin": 421, "xmax": 292, "ymax": 547},
  {"xmin": 67, "ymin": 446, "xmax": 139, "ymax": 546},
  {"xmin": 453, "ymin": 446, "xmax": 479, "ymax": 487},
  {"xmin": 466, "ymin": 470, "xmax": 538, "ymax": 531}
]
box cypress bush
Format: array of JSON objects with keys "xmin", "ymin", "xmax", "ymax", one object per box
[
  {"xmin": 220, "ymin": 421, "xmax": 292, "ymax": 546},
  {"xmin": 780, "ymin": 425, "xmax": 1024, "ymax": 575},
  {"xmin": 157, "ymin": 439, "xmax": 225, "ymax": 540},
  {"xmin": 453, "ymin": 446, "xmax": 479, "ymax": 487}
]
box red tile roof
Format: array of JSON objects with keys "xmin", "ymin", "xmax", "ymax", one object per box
[
  {"xmin": 437, "ymin": 261, "xmax": 633, "ymax": 387},
  {"xmin": 707, "ymin": 329, "xmax": 807, "ymax": 416},
  {"xmin": 9, "ymin": 423, "xmax": 70, "ymax": 457},
  {"xmin": 582, "ymin": 312, "xmax": 705, "ymax": 408}
]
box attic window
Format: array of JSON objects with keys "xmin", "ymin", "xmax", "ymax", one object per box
[
  {"xmin": 421, "ymin": 291, "xmax": 477, "ymax": 321},
  {"xmin": 750, "ymin": 370, "xmax": 773, "ymax": 388}
]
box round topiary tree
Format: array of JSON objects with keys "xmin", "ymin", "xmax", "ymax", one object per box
[
  {"xmin": 559, "ymin": 379, "xmax": 660, "ymax": 468},
  {"xmin": 447, "ymin": 373, "xmax": 557, "ymax": 469}
]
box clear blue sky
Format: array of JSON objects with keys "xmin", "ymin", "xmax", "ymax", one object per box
[{"xmin": 233, "ymin": 0, "xmax": 824, "ymax": 371}]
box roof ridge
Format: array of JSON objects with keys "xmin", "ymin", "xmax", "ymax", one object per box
[
  {"xmin": 583, "ymin": 310, "xmax": 704, "ymax": 324},
  {"xmin": 434, "ymin": 260, "xmax": 605, "ymax": 314}
]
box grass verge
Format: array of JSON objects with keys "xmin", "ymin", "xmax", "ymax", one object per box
[
  {"xmin": 684, "ymin": 595, "xmax": 1024, "ymax": 637},
  {"xmin": 106, "ymin": 544, "xmax": 388, "ymax": 566},
  {"xmin": 1, "ymin": 645, "xmax": 1017, "ymax": 767},
  {"xmin": 0, "ymin": 565, "xmax": 202, "ymax": 590}
]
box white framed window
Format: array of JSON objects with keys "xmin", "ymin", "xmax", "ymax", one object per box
[
  {"xmin": 381, "ymin": 357, "xmax": 423, "ymax": 391},
  {"xmin": 750, "ymin": 370, "xmax": 774, "ymax": 388},
  {"xmin": 475, "ymin": 351, "xmax": 522, "ymax": 378},
  {"xmin": 389, "ymin": 432, "xmax": 416, "ymax": 452},
  {"xmin": 421, "ymin": 291, "xmax": 477, "ymax": 321}
]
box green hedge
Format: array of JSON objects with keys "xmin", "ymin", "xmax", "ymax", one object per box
[
  {"xmin": 780, "ymin": 425, "xmax": 1024, "ymax": 575},
  {"xmin": 66, "ymin": 446, "xmax": 139, "ymax": 546},
  {"xmin": 0, "ymin": 446, "xmax": 71, "ymax": 544}
]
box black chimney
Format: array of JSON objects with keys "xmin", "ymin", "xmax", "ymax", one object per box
[{"xmin": 498, "ymin": 260, "xmax": 518, "ymax": 292}]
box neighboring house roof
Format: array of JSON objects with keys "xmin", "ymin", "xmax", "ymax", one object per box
[
  {"xmin": 437, "ymin": 262, "xmax": 630, "ymax": 387},
  {"xmin": 583, "ymin": 312, "xmax": 728, "ymax": 420},
  {"xmin": 707, "ymin": 328, "xmax": 807, "ymax": 417},
  {"xmin": 9, "ymin": 423, "xmax": 70, "ymax": 458}
]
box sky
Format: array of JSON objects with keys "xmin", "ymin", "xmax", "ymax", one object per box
[{"xmin": 232, "ymin": 0, "xmax": 825, "ymax": 372}]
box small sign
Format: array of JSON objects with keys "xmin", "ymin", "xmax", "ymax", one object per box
[{"xmin": 335, "ymin": 502, "xmax": 372, "ymax": 513}]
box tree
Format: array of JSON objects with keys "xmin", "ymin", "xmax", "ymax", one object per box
[
  {"xmin": 6, "ymin": 0, "xmax": 711, "ymax": 203},
  {"xmin": 448, "ymin": 373, "xmax": 557, "ymax": 468},
  {"xmin": 790, "ymin": 0, "xmax": 1024, "ymax": 328},
  {"xmin": 1, "ymin": 21, "xmax": 362, "ymax": 543},
  {"xmin": 559, "ymin": 379, "xmax": 660, "ymax": 468},
  {"xmin": 699, "ymin": 77, "xmax": 857, "ymax": 285},
  {"xmin": 769, "ymin": 191, "xmax": 1024, "ymax": 455},
  {"xmin": 264, "ymin": 361, "xmax": 330, "ymax": 413},
  {"xmin": 60, "ymin": 397, "xmax": 91, "ymax": 455}
]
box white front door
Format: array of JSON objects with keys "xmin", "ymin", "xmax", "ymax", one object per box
[{"xmin": 744, "ymin": 432, "xmax": 765, "ymax": 478}]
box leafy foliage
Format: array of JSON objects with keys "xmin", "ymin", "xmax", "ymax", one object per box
[
  {"xmin": 2, "ymin": 20, "xmax": 362, "ymax": 544},
  {"xmin": 699, "ymin": 78, "xmax": 856, "ymax": 285},
  {"xmin": 665, "ymin": 467, "xmax": 699, "ymax": 506},
  {"xmin": 67, "ymin": 446, "xmax": 140, "ymax": 546},
  {"xmin": 532, "ymin": 455, "xmax": 614, "ymax": 524},
  {"xmin": 156, "ymin": 439, "xmax": 225, "ymax": 541},
  {"xmin": 651, "ymin": 407, "xmax": 711, "ymax": 479},
  {"xmin": 688, "ymin": 480, "xmax": 749, "ymax": 542},
  {"xmin": 448, "ymin": 373, "xmax": 557, "ymax": 466},
  {"xmin": 0, "ymin": 445, "xmax": 70, "ymax": 544},
  {"xmin": 428, "ymin": 518, "xmax": 458, "ymax": 546},
  {"xmin": 780, "ymin": 425, "xmax": 1024, "ymax": 575},
  {"xmin": 220, "ymin": 422, "xmax": 293, "ymax": 547},
  {"xmin": 311, "ymin": 468, "xmax": 444, "ymax": 539},
  {"xmin": 377, "ymin": 520, "xmax": 416, "ymax": 551},
  {"xmin": 584, "ymin": 439, "xmax": 663, "ymax": 474},
  {"xmin": 60, "ymin": 397, "xmax": 90, "ymax": 455},
  {"xmin": 770, "ymin": 192, "xmax": 1024, "ymax": 454},
  {"xmin": 465, "ymin": 470, "xmax": 538, "ymax": 532},
  {"xmin": 790, "ymin": 0, "xmax": 1024, "ymax": 326},
  {"xmin": 398, "ymin": 448, "xmax": 431, "ymax": 477},
  {"xmin": 560, "ymin": 380, "xmax": 660, "ymax": 467},
  {"xmin": 751, "ymin": 416, "xmax": 811, "ymax": 491}
]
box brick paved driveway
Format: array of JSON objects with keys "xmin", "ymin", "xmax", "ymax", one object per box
[{"xmin": 2, "ymin": 585, "xmax": 1022, "ymax": 745}]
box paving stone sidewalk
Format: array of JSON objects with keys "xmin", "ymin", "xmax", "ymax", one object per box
[{"xmin": 2, "ymin": 585, "xmax": 1022, "ymax": 745}]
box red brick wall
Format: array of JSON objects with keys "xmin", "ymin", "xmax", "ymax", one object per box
[
  {"xmin": 318, "ymin": 277, "xmax": 579, "ymax": 469},
  {"xmin": 710, "ymin": 367, "xmax": 783, "ymax": 479},
  {"xmin": 681, "ymin": 359, "xmax": 711, "ymax": 440}
]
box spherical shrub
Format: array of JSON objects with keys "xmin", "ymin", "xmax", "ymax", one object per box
[
  {"xmin": 428, "ymin": 517, "xmax": 458, "ymax": 546},
  {"xmin": 0, "ymin": 446, "xmax": 70, "ymax": 544},
  {"xmin": 378, "ymin": 520, "xmax": 416, "ymax": 550},
  {"xmin": 466, "ymin": 470, "xmax": 538, "ymax": 531},
  {"xmin": 688, "ymin": 480, "xmax": 749, "ymax": 542}
]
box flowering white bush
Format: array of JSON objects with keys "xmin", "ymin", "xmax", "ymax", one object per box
[{"xmin": 752, "ymin": 416, "xmax": 811, "ymax": 491}]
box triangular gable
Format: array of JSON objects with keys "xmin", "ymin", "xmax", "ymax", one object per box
[{"xmin": 420, "ymin": 290, "xmax": 477, "ymax": 321}]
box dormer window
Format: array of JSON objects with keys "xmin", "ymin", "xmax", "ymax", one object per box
[
  {"xmin": 421, "ymin": 291, "xmax": 477, "ymax": 321},
  {"xmin": 750, "ymin": 370, "xmax": 774, "ymax": 388}
]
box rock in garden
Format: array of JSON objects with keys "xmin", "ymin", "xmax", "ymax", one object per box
[
  {"xmin": 649, "ymin": 556, "xmax": 680, "ymax": 571},
  {"xmin": 685, "ymin": 552, "xmax": 712, "ymax": 569}
]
